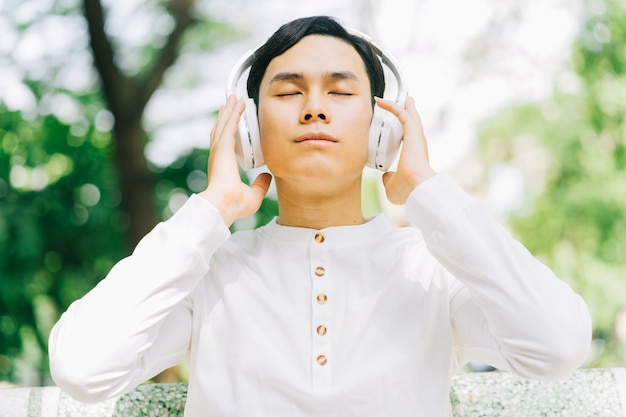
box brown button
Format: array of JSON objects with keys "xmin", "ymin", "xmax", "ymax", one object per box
[
  {"xmin": 317, "ymin": 325, "xmax": 327, "ymax": 336},
  {"xmin": 315, "ymin": 266, "xmax": 325, "ymax": 277},
  {"xmin": 316, "ymin": 355, "xmax": 327, "ymax": 365},
  {"xmin": 314, "ymin": 233, "xmax": 325, "ymax": 243},
  {"xmin": 316, "ymin": 293, "xmax": 327, "ymax": 304}
]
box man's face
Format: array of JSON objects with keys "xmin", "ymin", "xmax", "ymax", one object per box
[{"xmin": 257, "ymin": 35, "xmax": 373, "ymax": 184}]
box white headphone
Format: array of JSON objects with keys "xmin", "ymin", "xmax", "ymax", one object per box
[{"xmin": 225, "ymin": 28, "xmax": 408, "ymax": 171}]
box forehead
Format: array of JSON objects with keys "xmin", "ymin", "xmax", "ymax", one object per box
[{"xmin": 262, "ymin": 35, "xmax": 369, "ymax": 83}]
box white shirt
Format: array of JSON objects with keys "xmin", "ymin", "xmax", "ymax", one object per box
[{"xmin": 49, "ymin": 174, "xmax": 591, "ymax": 417}]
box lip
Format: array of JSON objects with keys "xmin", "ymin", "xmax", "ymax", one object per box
[{"xmin": 294, "ymin": 132, "xmax": 338, "ymax": 143}]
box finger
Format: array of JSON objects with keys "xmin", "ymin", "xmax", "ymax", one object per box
[
  {"xmin": 375, "ymin": 96, "xmax": 410, "ymax": 124},
  {"xmin": 210, "ymin": 97, "xmax": 234, "ymax": 147},
  {"xmin": 209, "ymin": 103, "xmax": 225, "ymax": 146},
  {"xmin": 214, "ymin": 97, "xmax": 243, "ymax": 147},
  {"xmin": 221, "ymin": 98, "xmax": 246, "ymax": 145},
  {"xmin": 376, "ymin": 96, "xmax": 426, "ymax": 148},
  {"xmin": 208, "ymin": 98, "xmax": 245, "ymax": 176},
  {"xmin": 376, "ymin": 96, "xmax": 424, "ymax": 128},
  {"xmin": 403, "ymin": 96, "xmax": 425, "ymax": 134},
  {"xmin": 212, "ymin": 96, "xmax": 244, "ymax": 148}
]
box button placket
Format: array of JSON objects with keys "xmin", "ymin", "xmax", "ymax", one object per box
[{"xmin": 310, "ymin": 232, "xmax": 332, "ymax": 388}]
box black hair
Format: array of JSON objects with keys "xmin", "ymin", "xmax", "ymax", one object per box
[{"xmin": 246, "ymin": 16, "xmax": 385, "ymax": 107}]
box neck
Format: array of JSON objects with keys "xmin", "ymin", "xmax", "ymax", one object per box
[{"xmin": 275, "ymin": 177, "xmax": 366, "ymax": 229}]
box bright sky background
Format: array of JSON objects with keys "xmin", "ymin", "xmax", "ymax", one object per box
[{"xmin": 0, "ymin": 0, "xmax": 583, "ymax": 214}]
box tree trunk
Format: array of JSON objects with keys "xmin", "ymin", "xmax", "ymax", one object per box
[
  {"xmin": 113, "ymin": 121, "xmax": 157, "ymax": 248},
  {"xmin": 83, "ymin": 0, "xmax": 197, "ymax": 246},
  {"xmin": 82, "ymin": 0, "xmax": 198, "ymax": 382}
]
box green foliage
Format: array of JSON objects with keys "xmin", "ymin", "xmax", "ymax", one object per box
[
  {"xmin": 0, "ymin": 106, "xmax": 127, "ymax": 384},
  {"xmin": 479, "ymin": 0, "xmax": 626, "ymax": 366}
]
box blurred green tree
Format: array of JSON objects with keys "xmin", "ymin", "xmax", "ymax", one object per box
[
  {"xmin": 0, "ymin": 106, "xmax": 127, "ymax": 384},
  {"xmin": 0, "ymin": 0, "xmax": 277, "ymax": 385},
  {"xmin": 478, "ymin": 0, "xmax": 626, "ymax": 366}
]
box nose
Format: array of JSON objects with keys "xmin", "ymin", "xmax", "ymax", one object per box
[{"xmin": 300, "ymin": 92, "xmax": 330, "ymax": 123}]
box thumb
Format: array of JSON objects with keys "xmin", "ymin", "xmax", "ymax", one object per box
[
  {"xmin": 251, "ymin": 172, "xmax": 273, "ymax": 201},
  {"xmin": 382, "ymin": 171, "xmax": 395, "ymax": 188}
]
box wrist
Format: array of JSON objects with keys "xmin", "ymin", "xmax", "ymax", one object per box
[
  {"xmin": 413, "ymin": 166, "xmax": 437, "ymax": 187},
  {"xmin": 198, "ymin": 189, "xmax": 238, "ymax": 228}
]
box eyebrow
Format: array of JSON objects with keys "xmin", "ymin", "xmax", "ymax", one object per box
[{"xmin": 269, "ymin": 71, "xmax": 360, "ymax": 84}]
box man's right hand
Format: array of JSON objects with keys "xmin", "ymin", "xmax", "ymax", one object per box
[{"xmin": 199, "ymin": 96, "xmax": 272, "ymax": 227}]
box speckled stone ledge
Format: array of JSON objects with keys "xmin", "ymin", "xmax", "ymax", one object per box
[
  {"xmin": 450, "ymin": 368, "xmax": 626, "ymax": 417},
  {"xmin": 1, "ymin": 368, "xmax": 624, "ymax": 416}
]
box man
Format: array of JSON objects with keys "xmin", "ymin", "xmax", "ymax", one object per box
[{"xmin": 49, "ymin": 16, "xmax": 591, "ymax": 417}]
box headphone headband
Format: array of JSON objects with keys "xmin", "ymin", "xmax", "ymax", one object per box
[
  {"xmin": 344, "ymin": 28, "xmax": 407, "ymax": 103},
  {"xmin": 226, "ymin": 50, "xmax": 254, "ymax": 98}
]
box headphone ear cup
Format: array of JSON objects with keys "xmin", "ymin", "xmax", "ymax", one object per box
[
  {"xmin": 234, "ymin": 98, "xmax": 264, "ymax": 170},
  {"xmin": 367, "ymin": 103, "xmax": 404, "ymax": 171}
]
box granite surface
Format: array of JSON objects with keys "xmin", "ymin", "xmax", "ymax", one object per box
[{"xmin": 1, "ymin": 368, "xmax": 623, "ymax": 417}]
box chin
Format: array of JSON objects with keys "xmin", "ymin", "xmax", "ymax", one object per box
[{"xmin": 266, "ymin": 152, "xmax": 366, "ymax": 178}]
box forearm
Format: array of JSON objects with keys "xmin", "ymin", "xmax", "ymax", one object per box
[
  {"xmin": 405, "ymin": 174, "xmax": 591, "ymax": 379},
  {"xmin": 49, "ymin": 194, "xmax": 230, "ymax": 401}
]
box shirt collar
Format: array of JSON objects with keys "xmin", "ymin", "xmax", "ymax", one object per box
[{"xmin": 257, "ymin": 214, "xmax": 393, "ymax": 244}]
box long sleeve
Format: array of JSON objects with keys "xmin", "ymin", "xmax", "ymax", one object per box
[
  {"xmin": 405, "ymin": 174, "xmax": 592, "ymax": 380},
  {"xmin": 48, "ymin": 194, "xmax": 231, "ymax": 403}
]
